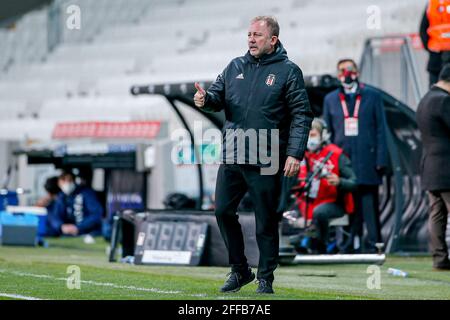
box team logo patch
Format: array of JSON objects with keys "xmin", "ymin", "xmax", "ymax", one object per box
[{"xmin": 265, "ymin": 74, "xmax": 276, "ymax": 86}]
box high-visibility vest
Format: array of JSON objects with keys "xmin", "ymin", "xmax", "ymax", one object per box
[
  {"xmin": 295, "ymin": 144, "xmax": 354, "ymax": 221},
  {"xmin": 427, "ymin": 0, "xmax": 450, "ymax": 52}
]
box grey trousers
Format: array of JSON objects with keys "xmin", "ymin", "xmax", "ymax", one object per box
[{"xmin": 428, "ymin": 190, "xmax": 450, "ymax": 267}]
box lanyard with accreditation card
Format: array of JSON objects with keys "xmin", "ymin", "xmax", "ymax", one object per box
[{"xmin": 339, "ymin": 92, "xmax": 361, "ymax": 136}]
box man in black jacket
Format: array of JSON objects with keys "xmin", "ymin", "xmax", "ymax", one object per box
[
  {"xmin": 416, "ymin": 63, "xmax": 450, "ymax": 271},
  {"xmin": 194, "ymin": 16, "xmax": 313, "ymax": 293}
]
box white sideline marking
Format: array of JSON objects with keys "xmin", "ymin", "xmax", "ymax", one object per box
[
  {"xmin": 0, "ymin": 293, "xmax": 44, "ymax": 300},
  {"xmin": 0, "ymin": 269, "xmax": 206, "ymax": 297}
]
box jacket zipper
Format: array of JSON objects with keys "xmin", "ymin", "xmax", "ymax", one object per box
[{"xmin": 244, "ymin": 62, "xmax": 260, "ymax": 128}]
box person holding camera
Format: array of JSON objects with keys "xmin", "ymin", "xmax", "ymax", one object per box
[{"xmin": 293, "ymin": 119, "xmax": 357, "ymax": 253}]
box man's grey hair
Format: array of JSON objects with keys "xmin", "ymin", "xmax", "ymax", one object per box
[{"xmin": 251, "ymin": 16, "xmax": 279, "ymax": 37}]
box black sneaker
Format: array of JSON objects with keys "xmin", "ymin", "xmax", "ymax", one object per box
[
  {"xmin": 433, "ymin": 261, "xmax": 450, "ymax": 271},
  {"xmin": 220, "ymin": 268, "xmax": 255, "ymax": 293},
  {"xmin": 256, "ymin": 278, "xmax": 274, "ymax": 294}
]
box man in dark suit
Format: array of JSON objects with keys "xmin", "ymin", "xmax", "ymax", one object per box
[
  {"xmin": 323, "ymin": 59, "xmax": 388, "ymax": 253},
  {"xmin": 416, "ymin": 63, "xmax": 450, "ymax": 271}
]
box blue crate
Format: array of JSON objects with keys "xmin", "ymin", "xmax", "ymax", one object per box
[
  {"xmin": 0, "ymin": 211, "xmax": 39, "ymax": 246},
  {"xmin": 0, "ymin": 211, "xmax": 39, "ymax": 226}
]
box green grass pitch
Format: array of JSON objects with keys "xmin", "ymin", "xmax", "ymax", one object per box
[{"xmin": 0, "ymin": 237, "xmax": 449, "ymax": 300}]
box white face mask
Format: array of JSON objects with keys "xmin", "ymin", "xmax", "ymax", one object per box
[
  {"xmin": 307, "ymin": 136, "xmax": 322, "ymax": 152},
  {"xmin": 60, "ymin": 182, "xmax": 76, "ymax": 195}
]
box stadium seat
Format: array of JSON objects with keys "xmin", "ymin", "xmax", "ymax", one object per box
[{"xmin": 0, "ymin": 0, "xmax": 427, "ymax": 130}]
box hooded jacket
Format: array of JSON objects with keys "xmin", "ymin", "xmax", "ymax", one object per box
[{"xmin": 203, "ymin": 41, "xmax": 313, "ymax": 168}]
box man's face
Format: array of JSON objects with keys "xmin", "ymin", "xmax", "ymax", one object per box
[
  {"xmin": 309, "ymin": 128, "xmax": 321, "ymax": 140},
  {"xmin": 248, "ymin": 21, "xmax": 277, "ymax": 58},
  {"xmin": 337, "ymin": 61, "xmax": 359, "ymax": 84},
  {"xmin": 307, "ymin": 128, "xmax": 322, "ymax": 152},
  {"xmin": 58, "ymin": 174, "xmax": 76, "ymax": 195},
  {"xmin": 58, "ymin": 175, "xmax": 73, "ymax": 188}
]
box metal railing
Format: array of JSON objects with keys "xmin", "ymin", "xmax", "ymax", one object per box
[
  {"xmin": 359, "ymin": 35, "xmax": 432, "ymax": 253},
  {"xmin": 359, "ymin": 35, "xmax": 427, "ymax": 109}
]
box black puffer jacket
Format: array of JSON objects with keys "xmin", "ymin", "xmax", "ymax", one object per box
[{"xmin": 203, "ymin": 41, "xmax": 313, "ymax": 166}]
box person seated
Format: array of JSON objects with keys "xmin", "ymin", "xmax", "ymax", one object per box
[
  {"xmin": 292, "ymin": 118, "xmax": 357, "ymax": 253},
  {"xmin": 46, "ymin": 170, "xmax": 103, "ymax": 237},
  {"xmin": 35, "ymin": 176, "xmax": 60, "ymax": 212},
  {"xmin": 35, "ymin": 176, "xmax": 61, "ymax": 237}
]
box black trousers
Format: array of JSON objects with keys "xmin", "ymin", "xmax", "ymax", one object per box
[
  {"xmin": 355, "ymin": 185, "xmax": 382, "ymax": 252},
  {"xmin": 339, "ymin": 185, "xmax": 381, "ymax": 253},
  {"xmin": 427, "ymin": 190, "xmax": 450, "ymax": 268},
  {"xmin": 214, "ymin": 164, "xmax": 282, "ymax": 282}
]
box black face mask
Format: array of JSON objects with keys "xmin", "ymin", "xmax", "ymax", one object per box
[
  {"xmin": 343, "ymin": 75, "xmax": 355, "ymax": 85},
  {"xmin": 339, "ymin": 70, "xmax": 358, "ymax": 87}
]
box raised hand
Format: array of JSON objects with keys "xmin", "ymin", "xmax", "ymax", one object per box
[{"xmin": 193, "ymin": 82, "xmax": 206, "ymax": 108}]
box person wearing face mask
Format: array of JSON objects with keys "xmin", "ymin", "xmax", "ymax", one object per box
[
  {"xmin": 46, "ymin": 170, "xmax": 103, "ymax": 237},
  {"xmin": 322, "ymin": 59, "xmax": 388, "ymax": 254},
  {"xmin": 293, "ymin": 119, "xmax": 357, "ymax": 253}
]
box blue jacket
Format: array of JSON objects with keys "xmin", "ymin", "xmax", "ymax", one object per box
[
  {"xmin": 322, "ymin": 84, "xmax": 388, "ymax": 185},
  {"xmin": 47, "ymin": 186, "xmax": 103, "ymax": 236}
]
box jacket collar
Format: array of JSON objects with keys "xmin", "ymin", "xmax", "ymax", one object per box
[
  {"xmin": 431, "ymin": 84, "xmax": 450, "ymax": 95},
  {"xmin": 339, "ymin": 82, "xmax": 365, "ymax": 96}
]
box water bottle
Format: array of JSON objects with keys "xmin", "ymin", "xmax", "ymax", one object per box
[{"xmin": 387, "ymin": 268, "xmax": 408, "ymax": 277}]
